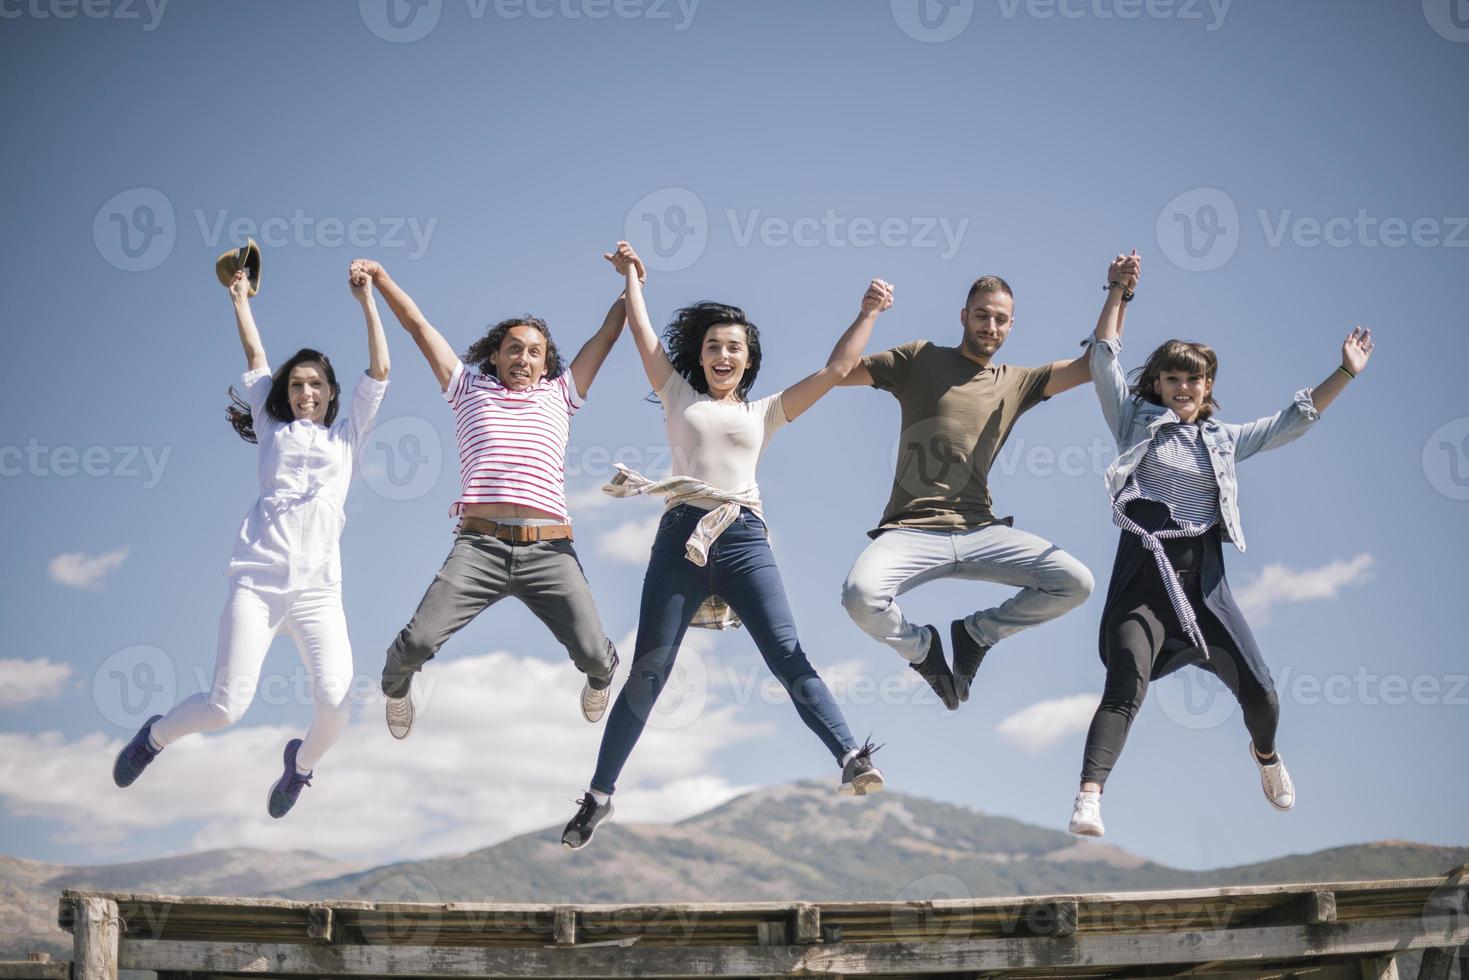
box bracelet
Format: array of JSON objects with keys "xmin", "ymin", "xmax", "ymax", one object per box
[
  {"xmin": 1336, "ymin": 364, "xmax": 1356, "ymax": 380},
  {"xmin": 1104, "ymin": 281, "xmax": 1136, "ymax": 302}
]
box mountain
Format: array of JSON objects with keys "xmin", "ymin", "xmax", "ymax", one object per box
[{"xmin": 5, "ymin": 783, "xmax": 1464, "ymax": 959}]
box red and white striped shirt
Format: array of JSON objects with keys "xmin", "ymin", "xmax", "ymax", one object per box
[{"xmin": 444, "ymin": 359, "xmax": 583, "ymax": 520}]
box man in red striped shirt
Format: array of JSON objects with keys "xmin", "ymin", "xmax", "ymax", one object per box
[{"xmin": 351, "ymin": 258, "xmax": 638, "ymax": 737}]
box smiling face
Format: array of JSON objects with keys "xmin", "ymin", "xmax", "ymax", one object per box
[
  {"xmin": 701, "ymin": 324, "xmax": 750, "ymax": 401},
  {"xmin": 287, "ymin": 362, "xmax": 331, "ymax": 423},
  {"xmin": 489, "ymin": 324, "xmax": 549, "ymax": 390},
  {"xmin": 1156, "ymin": 369, "xmax": 1214, "ymax": 424},
  {"xmin": 959, "ymin": 290, "xmax": 1015, "ymax": 363}
]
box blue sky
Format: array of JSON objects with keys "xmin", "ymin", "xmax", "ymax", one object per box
[{"xmin": 1, "ymin": 0, "xmax": 1465, "ymax": 876}]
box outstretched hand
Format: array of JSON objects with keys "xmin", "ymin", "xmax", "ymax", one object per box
[
  {"xmin": 1342, "ymin": 326, "xmax": 1374, "ymax": 375},
  {"xmin": 603, "ymin": 241, "xmax": 647, "ymax": 283},
  {"xmin": 862, "ymin": 278, "xmax": 895, "ymax": 315}
]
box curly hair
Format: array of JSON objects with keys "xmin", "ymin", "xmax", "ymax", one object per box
[
  {"xmin": 1128, "ymin": 339, "xmax": 1221, "ymax": 420},
  {"xmin": 463, "ymin": 316, "xmax": 563, "ymax": 382},
  {"xmin": 226, "ymin": 348, "xmax": 341, "ymax": 444},
  {"xmin": 661, "ymin": 302, "xmax": 762, "ymax": 401}
]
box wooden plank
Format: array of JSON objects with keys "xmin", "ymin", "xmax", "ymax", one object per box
[
  {"xmin": 115, "ymin": 916, "xmax": 1469, "ymax": 978},
  {"xmin": 70, "ymin": 898, "xmax": 118, "ymax": 980},
  {"xmin": 0, "ymin": 964, "xmax": 71, "ymax": 980},
  {"xmin": 1359, "ymin": 954, "xmax": 1400, "ymax": 979},
  {"xmin": 1415, "ymin": 947, "xmax": 1453, "ymax": 980},
  {"xmin": 553, "ymin": 908, "xmax": 576, "ymax": 946},
  {"xmin": 792, "ymin": 904, "xmax": 821, "ymax": 945},
  {"xmin": 306, "ymin": 907, "xmax": 333, "ymax": 943}
]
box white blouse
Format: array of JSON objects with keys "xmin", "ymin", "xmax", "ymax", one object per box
[
  {"xmin": 226, "ymin": 366, "xmax": 388, "ymax": 593},
  {"xmin": 656, "ymin": 371, "xmax": 787, "ymax": 516}
]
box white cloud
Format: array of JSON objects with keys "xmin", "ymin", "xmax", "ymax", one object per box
[
  {"xmin": 996, "ymin": 694, "xmax": 1102, "ymax": 754},
  {"xmin": 1235, "ymin": 553, "xmax": 1374, "ymax": 624},
  {"xmin": 565, "ymin": 482, "xmax": 614, "ymax": 513},
  {"xmin": 0, "ymin": 650, "xmax": 762, "ymax": 865},
  {"xmin": 47, "ymin": 548, "xmax": 129, "ymax": 588},
  {"xmin": 596, "ymin": 515, "xmax": 662, "ymax": 564},
  {"xmin": 0, "ymin": 658, "xmax": 74, "ymax": 707}
]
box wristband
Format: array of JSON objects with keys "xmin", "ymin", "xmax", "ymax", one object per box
[{"xmin": 1336, "ymin": 364, "xmax": 1356, "ymax": 380}]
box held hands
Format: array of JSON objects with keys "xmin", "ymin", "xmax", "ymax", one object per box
[
  {"xmin": 349, "ymin": 258, "xmax": 383, "ymax": 285},
  {"xmin": 862, "ymin": 278, "xmax": 895, "ymax": 315},
  {"xmin": 1341, "ymin": 326, "xmax": 1374, "ymax": 376},
  {"xmin": 603, "ymin": 241, "xmax": 648, "ymax": 284},
  {"xmin": 1108, "ymin": 249, "xmax": 1140, "ymax": 291},
  {"xmin": 348, "ymin": 262, "xmax": 372, "ymax": 302}
]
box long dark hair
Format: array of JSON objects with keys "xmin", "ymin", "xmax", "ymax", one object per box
[
  {"xmin": 661, "ymin": 302, "xmax": 762, "ymax": 401},
  {"xmin": 1128, "ymin": 339, "xmax": 1221, "ymax": 421},
  {"xmin": 463, "ymin": 316, "xmax": 563, "ymax": 382},
  {"xmin": 226, "ymin": 348, "xmax": 341, "ymax": 444}
]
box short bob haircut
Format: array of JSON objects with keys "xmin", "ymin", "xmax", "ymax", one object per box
[
  {"xmin": 226, "ymin": 348, "xmax": 341, "ymax": 444},
  {"xmin": 1128, "ymin": 339, "xmax": 1222, "ymax": 421},
  {"xmin": 662, "ymin": 301, "xmax": 763, "ymax": 401},
  {"xmin": 463, "ymin": 316, "xmax": 564, "ymax": 382}
]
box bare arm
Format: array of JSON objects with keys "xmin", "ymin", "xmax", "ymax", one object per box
[
  {"xmin": 836, "ymin": 361, "xmax": 874, "ymax": 387},
  {"xmin": 781, "ymin": 279, "xmax": 893, "ymax": 422},
  {"xmin": 349, "ymin": 266, "xmax": 391, "ymax": 381},
  {"xmin": 228, "ymin": 271, "xmax": 268, "ymax": 372},
  {"xmin": 1310, "ymin": 326, "xmax": 1373, "ymax": 414},
  {"xmin": 1044, "ymin": 251, "xmax": 1139, "ymax": 397},
  {"xmin": 351, "ymin": 259, "xmax": 457, "ymax": 390},
  {"xmin": 605, "ymin": 241, "xmax": 672, "ymax": 392},
  {"xmin": 568, "ymin": 294, "xmax": 629, "ymax": 399}
]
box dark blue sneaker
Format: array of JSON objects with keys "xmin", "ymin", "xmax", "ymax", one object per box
[
  {"xmin": 266, "ymin": 739, "xmax": 312, "ymax": 819},
  {"xmin": 113, "ymin": 714, "xmax": 163, "ymax": 787}
]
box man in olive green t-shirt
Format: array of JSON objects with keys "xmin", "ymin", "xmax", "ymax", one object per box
[{"xmin": 838, "ymin": 275, "xmax": 1096, "ymax": 710}]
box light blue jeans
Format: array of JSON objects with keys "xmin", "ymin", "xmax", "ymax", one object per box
[{"xmin": 841, "ymin": 523, "xmax": 1094, "ymax": 661}]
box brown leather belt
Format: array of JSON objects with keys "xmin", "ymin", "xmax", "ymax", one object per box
[{"xmin": 459, "ymin": 516, "xmax": 574, "ymax": 543}]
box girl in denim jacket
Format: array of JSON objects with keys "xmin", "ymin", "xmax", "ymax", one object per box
[{"xmin": 1068, "ymin": 250, "xmax": 1373, "ymax": 837}]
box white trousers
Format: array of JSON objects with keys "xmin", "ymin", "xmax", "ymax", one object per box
[{"xmin": 150, "ymin": 583, "xmax": 354, "ymax": 770}]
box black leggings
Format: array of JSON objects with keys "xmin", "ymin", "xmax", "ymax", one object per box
[{"xmin": 1080, "ymin": 520, "xmax": 1280, "ymax": 789}]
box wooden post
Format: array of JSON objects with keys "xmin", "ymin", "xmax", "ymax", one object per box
[
  {"xmin": 793, "ymin": 904, "xmax": 821, "ymax": 945},
  {"xmin": 1415, "ymin": 947, "xmax": 1453, "ymax": 980},
  {"xmin": 1359, "ymin": 954, "xmax": 1400, "ymax": 979},
  {"xmin": 71, "ymin": 896, "xmax": 119, "ymax": 980},
  {"xmin": 307, "ymin": 906, "xmax": 333, "ymax": 943},
  {"xmin": 553, "ymin": 907, "xmax": 577, "ymax": 946}
]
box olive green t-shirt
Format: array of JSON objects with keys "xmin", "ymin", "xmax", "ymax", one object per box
[{"xmin": 864, "ymin": 341, "xmax": 1053, "ymax": 537}]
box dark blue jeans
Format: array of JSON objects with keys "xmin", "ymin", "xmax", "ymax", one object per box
[{"xmin": 591, "ymin": 505, "xmax": 858, "ymax": 795}]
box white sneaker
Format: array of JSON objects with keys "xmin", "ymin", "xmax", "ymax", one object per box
[
  {"xmin": 1069, "ymin": 790, "xmax": 1104, "ymax": 837},
  {"xmin": 385, "ymin": 691, "xmax": 415, "ymax": 740},
  {"xmin": 1252, "ymin": 743, "xmax": 1294, "ymax": 811},
  {"xmin": 580, "ymin": 679, "xmax": 610, "ymax": 723}
]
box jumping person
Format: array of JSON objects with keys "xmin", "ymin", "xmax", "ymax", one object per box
[
  {"xmin": 838, "ymin": 274, "xmax": 1097, "ymax": 710},
  {"xmin": 112, "ymin": 256, "xmax": 390, "ymax": 819},
  {"xmin": 1067, "ymin": 250, "xmax": 1374, "ymax": 837},
  {"xmin": 350, "ymin": 257, "xmax": 628, "ymax": 737},
  {"xmin": 560, "ymin": 242, "xmax": 892, "ymax": 850}
]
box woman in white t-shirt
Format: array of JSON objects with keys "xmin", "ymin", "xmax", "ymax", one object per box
[
  {"xmin": 111, "ymin": 265, "xmax": 390, "ymax": 819},
  {"xmin": 562, "ymin": 242, "xmax": 893, "ymax": 849}
]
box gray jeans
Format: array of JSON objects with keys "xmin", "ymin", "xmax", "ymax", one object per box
[
  {"xmin": 381, "ymin": 530, "xmax": 616, "ymax": 698},
  {"xmin": 841, "ymin": 523, "xmax": 1094, "ymax": 661}
]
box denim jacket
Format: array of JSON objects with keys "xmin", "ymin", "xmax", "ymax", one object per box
[{"xmin": 1084, "ymin": 337, "xmax": 1319, "ymax": 553}]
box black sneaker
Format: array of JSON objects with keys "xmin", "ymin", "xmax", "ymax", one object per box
[
  {"xmin": 561, "ymin": 794, "xmax": 614, "ymax": 850},
  {"xmin": 950, "ymin": 619, "xmax": 992, "ymax": 703},
  {"xmin": 839, "ymin": 738, "xmax": 886, "ymax": 796},
  {"xmin": 113, "ymin": 714, "xmax": 164, "ymax": 787},
  {"xmin": 266, "ymin": 739, "xmax": 313, "ymax": 819},
  {"xmin": 910, "ymin": 625, "xmax": 958, "ymax": 710}
]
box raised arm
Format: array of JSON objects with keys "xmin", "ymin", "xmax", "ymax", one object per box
[
  {"xmin": 229, "ymin": 271, "xmax": 268, "ymax": 372},
  {"xmin": 1310, "ymin": 326, "xmax": 1372, "ymax": 414},
  {"xmin": 781, "ymin": 279, "xmax": 893, "ymax": 422},
  {"xmin": 351, "ymin": 259, "xmax": 457, "ymax": 391},
  {"xmin": 1045, "ymin": 250, "xmax": 1140, "ymax": 397},
  {"xmin": 349, "ymin": 265, "xmax": 391, "ymax": 382},
  {"xmin": 570, "ymin": 249, "xmax": 645, "ymax": 398},
  {"xmin": 604, "ymin": 241, "xmax": 672, "ymax": 392},
  {"xmin": 1083, "ymin": 251, "xmax": 1143, "ymax": 443},
  {"xmin": 1228, "ymin": 326, "xmax": 1373, "ymax": 461}
]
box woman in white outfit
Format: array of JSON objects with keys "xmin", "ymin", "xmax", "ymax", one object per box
[{"xmin": 112, "ymin": 264, "xmax": 390, "ymax": 819}]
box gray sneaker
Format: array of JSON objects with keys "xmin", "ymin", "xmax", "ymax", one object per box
[
  {"xmin": 581, "ymin": 649, "xmax": 619, "ymax": 724},
  {"xmin": 561, "ymin": 794, "xmax": 614, "ymax": 850},
  {"xmin": 839, "ymin": 738, "xmax": 885, "ymax": 796},
  {"xmin": 385, "ymin": 690, "xmax": 414, "ymax": 740}
]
